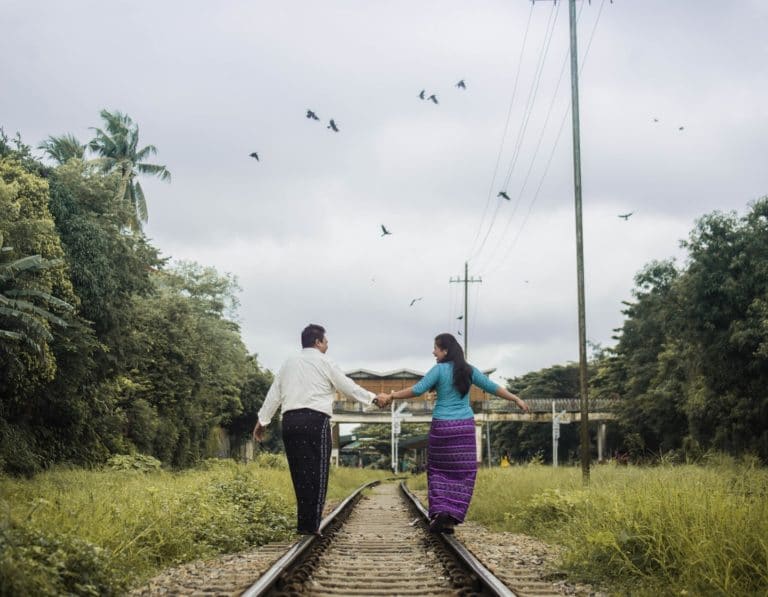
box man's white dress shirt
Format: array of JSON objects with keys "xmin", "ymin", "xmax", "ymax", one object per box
[{"xmin": 257, "ymin": 348, "xmax": 375, "ymax": 425}]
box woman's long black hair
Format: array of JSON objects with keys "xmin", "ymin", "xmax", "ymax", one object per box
[{"xmin": 434, "ymin": 333, "xmax": 473, "ymax": 395}]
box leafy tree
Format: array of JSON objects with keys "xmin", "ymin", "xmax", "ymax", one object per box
[
  {"xmin": 38, "ymin": 134, "xmax": 86, "ymax": 165},
  {"xmin": 47, "ymin": 159, "xmax": 160, "ymax": 369},
  {"xmin": 120, "ymin": 263, "xmax": 248, "ymax": 467},
  {"xmin": 0, "ymin": 157, "xmax": 77, "ymax": 389},
  {"xmin": 593, "ymin": 260, "xmax": 689, "ymax": 459},
  {"xmin": 598, "ymin": 198, "xmax": 768, "ymax": 461},
  {"xmin": 676, "ymin": 200, "xmax": 768, "ymax": 457},
  {"xmin": 0, "ymin": 128, "xmax": 47, "ymax": 176},
  {"xmin": 227, "ymin": 355, "xmax": 282, "ymax": 453},
  {"xmin": 88, "ymin": 109, "xmax": 170, "ymax": 231},
  {"xmin": 0, "ymin": 152, "xmax": 111, "ymax": 474},
  {"xmin": 491, "ymin": 364, "xmax": 584, "ymax": 463}
]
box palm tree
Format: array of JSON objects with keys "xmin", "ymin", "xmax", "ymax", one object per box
[
  {"xmin": 0, "ymin": 246, "xmax": 72, "ymax": 358},
  {"xmin": 38, "ymin": 134, "xmax": 86, "ymax": 164},
  {"xmin": 89, "ymin": 109, "xmax": 171, "ymax": 231}
]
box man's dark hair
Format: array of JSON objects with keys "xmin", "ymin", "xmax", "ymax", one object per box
[{"xmin": 301, "ymin": 324, "xmax": 326, "ymax": 348}]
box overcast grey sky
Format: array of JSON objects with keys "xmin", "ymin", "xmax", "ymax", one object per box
[{"xmin": 3, "ymin": 0, "xmax": 767, "ymax": 382}]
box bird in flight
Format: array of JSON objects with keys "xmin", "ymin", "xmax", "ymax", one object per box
[
  {"xmin": 678, "ymin": 126, "xmax": 685, "ymax": 131},
  {"xmin": 249, "ymin": 152, "xmax": 259, "ymax": 161},
  {"xmin": 328, "ymin": 119, "xmax": 339, "ymax": 132},
  {"xmin": 456, "ymin": 314, "xmax": 463, "ymax": 320},
  {"xmin": 497, "ymin": 191, "xmax": 511, "ymax": 201},
  {"xmin": 457, "ymin": 330, "xmax": 462, "ymax": 336},
  {"xmin": 456, "ymin": 80, "xmax": 466, "ymax": 89},
  {"xmin": 306, "ymin": 109, "xmax": 319, "ymax": 120},
  {"xmin": 427, "ymin": 94, "xmax": 438, "ymax": 104},
  {"xmin": 380, "ymin": 224, "xmax": 392, "ymax": 236},
  {"xmin": 418, "ymin": 89, "xmax": 426, "ymax": 100},
  {"xmin": 652, "ymin": 118, "xmax": 659, "ymax": 123},
  {"xmin": 409, "ymin": 297, "xmax": 423, "ymax": 307},
  {"xmin": 618, "ymin": 212, "xmax": 634, "ymax": 220}
]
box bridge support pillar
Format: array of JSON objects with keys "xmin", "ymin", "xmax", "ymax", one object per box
[
  {"xmin": 597, "ymin": 422, "xmax": 606, "ymax": 463},
  {"xmin": 475, "ymin": 424, "xmax": 483, "ymax": 464},
  {"xmin": 331, "ymin": 423, "xmax": 340, "ymax": 466}
]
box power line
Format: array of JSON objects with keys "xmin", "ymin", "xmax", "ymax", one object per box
[
  {"xmin": 467, "ymin": 2, "xmax": 557, "ymax": 263},
  {"xmin": 471, "ymin": 1, "xmax": 563, "ymax": 265},
  {"xmin": 466, "ymin": 2, "xmax": 535, "ymax": 261},
  {"xmin": 477, "ymin": 2, "xmax": 581, "ymax": 274},
  {"xmin": 469, "ymin": 2, "xmax": 561, "ymax": 264},
  {"xmin": 482, "ymin": 0, "xmax": 607, "ymax": 277}
]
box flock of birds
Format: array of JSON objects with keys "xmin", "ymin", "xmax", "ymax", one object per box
[
  {"xmin": 246, "ymin": 76, "xmax": 656, "ymax": 322},
  {"xmin": 248, "ymin": 79, "xmax": 468, "ymax": 162},
  {"xmin": 246, "ymin": 80, "xmax": 469, "ymax": 321},
  {"xmin": 653, "ymin": 117, "xmax": 685, "ymax": 131}
]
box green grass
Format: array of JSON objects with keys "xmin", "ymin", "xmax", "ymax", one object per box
[
  {"xmin": 467, "ymin": 458, "xmax": 768, "ymax": 596},
  {"xmin": 5, "ymin": 456, "xmax": 763, "ymax": 596},
  {"xmin": 0, "ymin": 457, "xmax": 387, "ymax": 596}
]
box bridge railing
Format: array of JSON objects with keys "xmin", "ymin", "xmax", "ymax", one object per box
[
  {"xmin": 484, "ymin": 398, "xmax": 620, "ymax": 413},
  {"xmin": 333, "ymin": 397, "xmax": 620, "ymax": 415}
]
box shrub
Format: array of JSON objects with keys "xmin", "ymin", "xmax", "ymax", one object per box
[
  {"xmin": 104, "ymin": 454, "xmax": 162, "ymax": 473},
  {"xmin": 0, "ymin": 525, "xmax": 128, "ymax": 596},
  {"xmin": 182, "ymin": 473, "xmax": 293, "ymax": 550},
  {"xmin": 253, "ymin": 452, "xmax": 288, "ymax": 470},
  {"xmin": 0, "ymin": 422, "xmax": 41, "ymax": 477},
  {"xmin": 511, "ymin": 488, "xmax": 588, "ymax": 531}
]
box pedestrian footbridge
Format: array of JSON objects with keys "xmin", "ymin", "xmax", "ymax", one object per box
[{"xmin": 329, "ymin": 369, "xmax": 619, "ymax": 465}]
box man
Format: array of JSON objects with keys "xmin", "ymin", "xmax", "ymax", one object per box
[{"xmin": 253, "ymin": 323, "xmax": 383, "ymax": 536}]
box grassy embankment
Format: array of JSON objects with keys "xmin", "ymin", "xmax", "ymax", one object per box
[
  {"xmin": 0, "ymin": 455, "xmax": 387, "ymax": 596},
  {"xmin": 431, "ymin": 456, "xmax": 767, "ymax": 596},
  {"xmin": 3, "ymin": 455, "xmax": 766, "ymax": 596}
]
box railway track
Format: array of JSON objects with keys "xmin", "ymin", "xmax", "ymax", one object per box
[
  {"xmin": 243, "ymin": 480, "xmax": 566, "ymax": 597},
  {"xmin": 133, "ymin": 479, "xmax": 592, "ymax": 596}
]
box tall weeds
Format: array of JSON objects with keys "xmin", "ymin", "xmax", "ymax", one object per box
[
  {"xmin": 0, "ymin": 459, "xmax": 385, "ymax": 595},
  {"xmin": 469, "ymin": 459, "xmax": 768, "ymax": 595}
]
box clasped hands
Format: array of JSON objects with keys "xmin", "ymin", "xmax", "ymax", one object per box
[{"xmin": 374, "ymin": 392, "xmax": 393, "ymax": 408}]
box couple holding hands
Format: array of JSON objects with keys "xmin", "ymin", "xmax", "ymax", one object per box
[{"xmin": 253, "ymin": 324, "xmax": 529, "ymax": 537}]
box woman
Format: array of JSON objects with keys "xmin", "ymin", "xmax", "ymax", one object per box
[{"xmin": 377, "ymin": 333, "xmax": 529, "ymax": 533}]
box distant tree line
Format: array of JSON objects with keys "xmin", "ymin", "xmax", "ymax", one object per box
[
  {"xmin": 493, "ymin": 198, "xmax": 768, "ymax": 464},
  {"xmin": 0, "ymin": 114, "xmax": 270, "ymax": 475}
]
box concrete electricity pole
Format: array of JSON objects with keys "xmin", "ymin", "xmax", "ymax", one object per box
[
  {"xmin": 566, "ymin": 0, "xmax": 591, "ymax": 486},
  {"xmin": 531, "ymin": 0, "xmax": 592, "ymax": 483}
]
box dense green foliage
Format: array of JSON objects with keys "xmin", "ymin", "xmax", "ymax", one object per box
[
  {"xmin": 490, "ymin": 198, "xmax": 768, "ymax": 464},
  {"xmin": 0, "ymin": 117, "xmax": 267, "ymax": 475},
  {"xmin": 593, "ymin": 199, "xmax": 768, "ymax": 461}
]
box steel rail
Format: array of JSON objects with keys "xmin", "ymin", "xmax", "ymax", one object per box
[
  {"xmin": 399, "ymin": 481, "xmax": 517, "ymax": 597},
  {"xmin": 241, "ymin": 479, "xmax": 380, "ymax": 597}
]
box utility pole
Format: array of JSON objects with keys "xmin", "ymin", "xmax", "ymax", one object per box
[
  {"xmin": 450, "ymin": 262, "xmax": 485, "ymax": 465},
  {"xmin": 449, "ymin": 262, "xmax": 482, "ymax": 358},
  {"xmin": 531, "ymin": 0, "xmax": 591, "ymax": 484},
  {"xmin": 567, "ymin": 0, "xmax": 590, "ymax": 485}
]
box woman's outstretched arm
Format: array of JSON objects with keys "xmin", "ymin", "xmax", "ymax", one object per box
[{"xmin": 495, "ymin": 386, "xmax": 530, "ymax": 413}]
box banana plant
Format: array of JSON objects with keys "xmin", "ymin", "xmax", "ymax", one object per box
[{"xmin": 0, "ymin": 243, "xmax": 72, "ymax": 357}]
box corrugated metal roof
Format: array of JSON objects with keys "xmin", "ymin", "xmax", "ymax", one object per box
[{"xmin": 345, "ymin": 367, "xmax": 496, "ymax": 379}]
